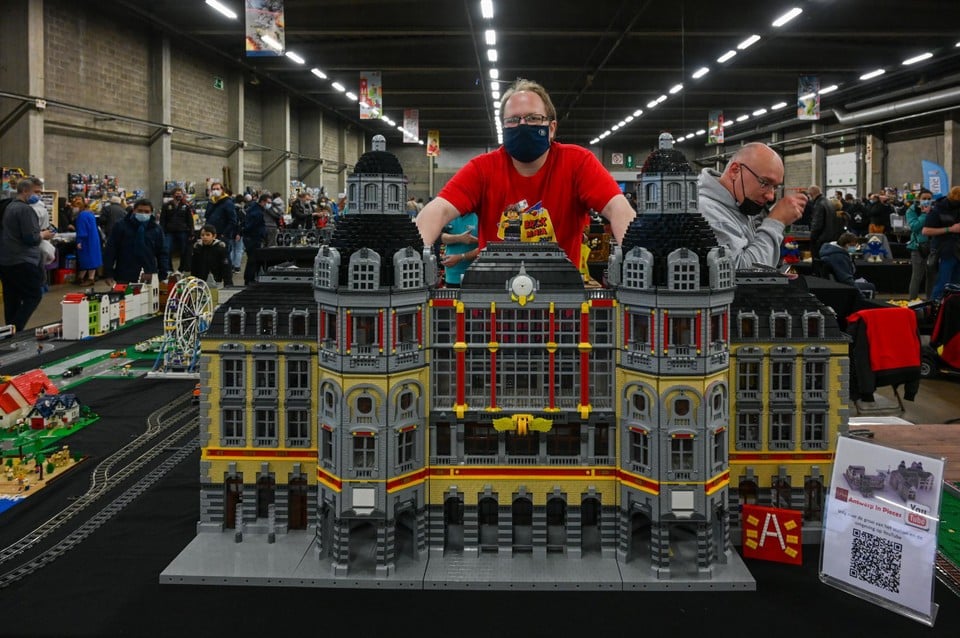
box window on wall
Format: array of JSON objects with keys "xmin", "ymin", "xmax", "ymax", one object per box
[
  {"xmin": 737, "ymin": 360, "xmax": 761, "ymax": 395},
  {"xmin": 223, "ymin": 358, "xmax": 245, "ymax": 389},
  {"xmin": 396, "ymin": 311, "xmax": 417, "ymax": 345},
  {"xmin": 352, "ymin": 435, "xmax": 376, "ymax": 469},
  {"xmin": 398, "ymin": 429, "xmax": 416, "ymax": 466},
  {"xmin": 321, "ymin": 427, "xmax": 334, "ymax": 463},
  {"xmin": 287, "ymin": 409, "xmax": 310, "ymax": 446},
  {"xmin": 226, "ymin": 310, "xmax": 243, "ymax": 335},
  {"xmin": 555, "ymin": 307, "xmax": 579, "ymax": 344},
  {"xmin": 353, "ymin": 314, "xmax": 377, "ymax": 347},
  {"xmin": 631, "ymin": 392, "xmax": 648, "ymax": 418},
  {"xmin": 435, "ymin": 422, "xmax": 452, "ymax": 457},
  {"xmin": 771, "ymin": 360, "xmax": 794, "ymax": 397},
  {"xmin": 546, "ymin": 424, "xmax": 580, "ymax": 457},
  {"xmin": 673, "ymin": 398, "xmax": 690, "ymax": 417},
  {"xmin": 222, "ymin": 408, "xmax": 245, "ymax": 445},
  {"xmin": 254, "ymin": 358, "xmax": 277, "ymax": 389},
  {"xmin": 594, "ymin": 423, "xmax": 610, "ymax": 458},
  {"xmin": 710, "ymin": 313, "xmax": 723, "ymax": 343},
  {"xmin": 803, "ymin": 412, "xmax": 827, "ymax": 447},
  {"xmin": 629, "ymin": 430, "xmax": 649, "ymax": 467},
  {"xmin": 739, "ymin": 314, "xmax": 756, "ymax": 338},
  {"xmin": 506, "ymin": 432, "xmax": 539, "ymax": 456},
  {"xmin": 770, "ymin": 412, "xmax": 793, "ymax": 448},
  {"xmin": 805, "ymin": 313, "xmax": 822, "ymax": 338},
  {"xmin": 254, "ymin": 409, "xmax": 278, "ymax": 446},
  {"xmin": 736, "ymin": 412, "xmax": 761, "ymax": 449},
  {"xmin": 289, "ymin": 310, "xmax": 309, "ymax": 337},
  {"xmin": 803, "ymin": 361, "xmax": 826, "ymax": 394},
  {"xmin": 322, "ymin": 310, "xmax": 338, "ymax": 344},
  {"xmin": 629, "ymin": 312, "xmax": 650, "ymax": 349},
  {"xmin": 464, "ymin": 423, "xmax": 498, "ymax": 456},
  {"xmin": 713, "ymin": 429, "xmax": 725, "ymax": 465},
  {"xmin": 772, "ymin": 313, "xmax": 790, "ymax": 339},
  {"xmin": 287, "ymin": 359, "xmax": 309, "ymax": 391},
  {"xmin": 257, "ymin": 310, "xmax": 277, "ymax": 336},
  {"xmin": 671, "ymin": 437, "xmax": 694, "ymax": 471},
  {"xmin": 670, "ymin": 316, "xmax": 695, "ymax": 346},
  {"xmin": 670, "ymin": 261, "xmax": 698, "ymax": 291}
]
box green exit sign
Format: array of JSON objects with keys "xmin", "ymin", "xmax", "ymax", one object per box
[
  {"xmin": 213, "ymin": 76, "xmax": 224, "ymax": 91},
  {"xmin": 625, "ymin": 154, "xmax": 635, "ymax": 169}
]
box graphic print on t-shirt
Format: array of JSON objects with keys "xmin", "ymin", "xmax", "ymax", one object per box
[{"xmin": 496, "ymin": 199, "xmax": 555, "ymax": 244}]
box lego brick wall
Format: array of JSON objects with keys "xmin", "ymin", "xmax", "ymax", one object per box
[{"xmin": 170, "ymin": 47, "xmax": 231, "ymax": 139}]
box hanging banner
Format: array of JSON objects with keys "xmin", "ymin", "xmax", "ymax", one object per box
[
  {"xmin": 798, "ymin": 75, "xmax": 820, "ymax": 120},
  {"xmin": 921, "ymin": 160, "xmax": 949, "ymax": 195},
  {"xmin": 359, "ymin": 71, "xmax": 382, "ymax": 120},
  {"xmin": 820, "ymin": 436, "xmax": 944, "ymax": 626},
  {"xmin": 403, "ymin": 109, "xmax": 419, "ymax": 144},
  {"xmin": 707, "ymin": 110, "xmax": 724, "ymax": 145},
  {"xmin": 426, "ymin": 130, "xmax": 440, "ymax": 157},
  {"xmin": 245, "ymin": 0, "xmax": 285, "ymax": 56}
]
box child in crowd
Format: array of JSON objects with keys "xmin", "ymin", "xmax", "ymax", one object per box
[{"xmin": 191, "ymin": 224, "xmax": 233, "ymax": 287}]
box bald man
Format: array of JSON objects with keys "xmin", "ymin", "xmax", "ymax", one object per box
[{"xmin": 697, "ymin": 142, "xmax": 807, "ymax": 269}]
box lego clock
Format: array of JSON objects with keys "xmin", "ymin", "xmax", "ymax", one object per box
[{"xmin": 510, "ymin": 273, "xmax": 535, "ymax": 297}]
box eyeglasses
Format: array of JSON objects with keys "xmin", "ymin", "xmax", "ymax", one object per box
[
  {"xmin": 739, "ymin": 163, "xmax": 781, "ymax": 193},
  {"xmin": 502, "ymin": 113, "xmax": 551, "ymax": 127}
]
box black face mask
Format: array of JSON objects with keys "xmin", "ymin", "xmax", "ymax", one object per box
[{"xmin": 736, "ymin": 170, "xmax": 766, "ymax": 216}]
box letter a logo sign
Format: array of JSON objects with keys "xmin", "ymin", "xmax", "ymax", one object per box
[{"xmin": 741, "ymin": 504, "xmax": 802, "ymax": 565}]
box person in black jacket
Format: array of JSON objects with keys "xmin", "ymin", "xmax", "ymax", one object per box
[
  {"xmin": 809, "ymin": 185, "xmax": 843, "ymax": 257},
  {"xmin": 190, "ymin": 224, "xmax": 233, "ymax": 287},
  {"xmin": 102, "ymin": 199, "xmax": 169, "ymax": 285},
  {"xmin": 203, "ymin": 181, "xmax": 240, "ymax": 272},
  {"xmin": 819, "ymin": 232, "xmax": 876, "ymax": 298},
  {"xmin": 242, "ymin": 194, "xmax": 268, "ymax": 285},
  {"xmin": 159, "ymin": 187, "xmax": 195, "ymax": 271}
]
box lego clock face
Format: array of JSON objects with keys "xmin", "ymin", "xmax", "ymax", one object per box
[{"xmin": 511, "ymin": 274, "xmax": 534, "ymax": 297}]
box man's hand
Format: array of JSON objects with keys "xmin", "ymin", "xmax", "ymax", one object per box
[
  {"xmin": 451, "ymin": 230, "xmax": 476, "ymax": 245},
  {"xmin": 768, "ymin": 192, "xmax": 807, "ymax": 226},
  {"xmin": 40, "ymin": 229, "xmax": 55, "ymax": 241}
]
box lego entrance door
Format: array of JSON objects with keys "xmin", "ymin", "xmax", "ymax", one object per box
[
  {"xmin": 478, "ymin": 497, "xmax": 498, "ymax": 551},
  {"xmin": 444, "ymin": 496, "xmax": 464, "ymax": 552},
  {"xmin": 224, "ymin": 476, "xmax": 243, "ymax": 529},
  {"xmin": 288, "ymin": 477, "xmax": 308, "ymax": 530},
  {"xmin": 581, "ymin": 497, "xmax": 601, "ymax": 554}
]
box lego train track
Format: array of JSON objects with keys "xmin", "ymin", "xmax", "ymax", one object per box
[
  {"xmin": 0, "ymin": 394, "xmax": 197, "ymax": 586},
  {"xmin": 935, "ymin": 553, "xmax": 960, "ymax": 598}
]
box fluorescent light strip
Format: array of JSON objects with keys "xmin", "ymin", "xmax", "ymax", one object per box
[
  {"xmin": 489, "ymin": 68, "xmax": 499, "ymax": 79},
  {"xmin": 722, "ymin": 120, "xmax": 733, "ymax": 127},
  {"xmin": 859, "ymin": 68, "xmax": 885, "ymax": 80},
  {"xmin": 331, "ymin": 82, "xmax": 346, "ymax": 92},
  {"xmin": 692, "ymin": 66, "xmax": 710, "ymax": 79},
  {"xmin": 818, "ymin": 84, "xmax": 838, "ymax": 95},
  {"xmin": 737, "ymin": 35, "xmax": 760, "ymax": 50},
  {"xmin": 261, "ymin": 34, "xmax": 283, "ymax": 51},
  {"xmin": 752, "ymin": 108, "xmax": 767, "ymax": 116},
  {"xmin": 481, "ymin": 0, "xmax": 493, "ymax": 19},
  {"xmin": 717, "ymin": 50, "xmax": 737, "ymax": 63},
  {"xmin": 771, "ymin": 101, "xmax": 788, "ymax": 110},
  {"xmin": 696, "ymin": 129, "xmax": 706, "ymax": 136},
  {"xmin": 485, "ymin": 30, "xmax": 496, "ymax": 45},
  {"xmin": 487, "ymin": 49, "xmax": 498, "ymax": 62},
  {"xmin": 633, "ymin": 109, "xmax": 643, "ymax": 117},
  {"xmin": 669, "ymin": 83, "xmax": 683, "ymax": 94},
  {"xmin": 656, "ymin": 94, "xmax": 667, "ymax": 103},
  {"xmin": 205, "ymin": 0, "xmax": 237, "ymax": 19},
  {"xmin": 772, "ymin": 8, "xmax": 802, "ymax": 27},
  {"xmin": 311, "ymin": 68, "xmax": 327, "ymax": 79},
  {"xmin": 345, "ymin": 92, "xmax": 358, "ymax": 101},
  {"xmin": 647, "ymin": 99, "xmax": 658, "ymax": 108},
  {"xmin": 902, "ymin": 52, "xmax": 933, "ymax": 65},
  {"xmin": 285, "ymin": 51, "xmax": 305, "ymax": 64},
  {"xmin": 736, "ymin": 114, "xmax": 749, "ymax": 122},
  {"xmin": 625, "ymin": 115, "xmax": 634, "ymax": 122}
]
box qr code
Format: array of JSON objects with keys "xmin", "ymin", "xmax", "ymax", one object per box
[{"xmin": 849, "ymin": 527, "xmax": 902, "ymax": 593}]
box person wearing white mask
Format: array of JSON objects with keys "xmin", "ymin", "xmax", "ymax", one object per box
[{"xmin": 204, "ymin": 181, "xmax": 240, "ymax": 272}]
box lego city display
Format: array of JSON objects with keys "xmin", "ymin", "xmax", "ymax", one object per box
[{"xmin": 164, "ymin": 135, "xmax": 850, "ymax": 590}]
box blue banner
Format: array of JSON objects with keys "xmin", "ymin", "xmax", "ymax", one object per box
[{"xmin": 921, "ymin": 160, "xmax": 949, "ymax": 195}]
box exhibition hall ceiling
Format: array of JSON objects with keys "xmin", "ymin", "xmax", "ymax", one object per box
[{"xmin": 110, "ymin": 0, "xmax": 960, "ymax": 151}]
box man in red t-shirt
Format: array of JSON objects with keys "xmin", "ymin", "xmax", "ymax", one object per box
[{"xmin": 416, "ymin": 78, "xmax": 636, "ymax": 266}]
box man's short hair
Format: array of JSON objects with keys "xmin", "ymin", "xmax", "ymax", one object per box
[
  {"xmin": 16, "ymin": 176, "xmax": 43, "ymax": 194},
  {"xmin": 259, "ymin": 193, "xmax": 272, "ymax": 203},
  {"xmin": 500, "ymin": 78, "xmax": 557, "ymax": 122},
  {"xmin": 133, "ymin": 198, "xmax": 154, "ymax": 211},
  {"xmin": 837, "ymin": 232, "xmax": 859, "ymax": 247}
]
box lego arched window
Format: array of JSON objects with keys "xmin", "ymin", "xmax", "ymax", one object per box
[
  {"xmin": 688, "ymin": 183, "xmax": 698, "ymax": 206},
  {"xmin": 386, "ymin": 183, "xmax": 401, "ymax": 207},
  {"xmin": 668, "ymin": 250, "xmax": 699, "ymax": 291},
  {"xmin": 771, "ymin": 311, "xmax": 790, "ymax": 339},
  {"xmin": 630, "ymin": 390, "xmax": 650, "ymax": 419},
  {"xmin": 356, "ymin": 395, "xmax": 373, "ymax": 415},
  {"xmin": 353, "ymin": 314, "xmax": 378, "ymax": 347},
  {"xmin": 395, "ymin": 386, "xmax": 420, "ymax": 421},
  {"xmin": 738, "ymin": 478, "xmax": 759, "ymax": 505},
  {"xmin": 225, "ymin": 309, "xmax": 244, "ymax": 335},
  {"xmin": 363, "ymin": 183, "xmax": 380, "ymax": 210},
  {"xmin": 289, "ymin": 310, "xmax": 309, "ymax": 337},
  {"xmin": 772, "ymin": 476, "xmax": 791, "ymax": 508},
  {"xmin": 804, "ymin": 311, "xmax": 823, "ymax": 338},
  {"xmin": 628, "ymin": 428, "xmax": 650, "ymax": 469},
  {"xmin": 738, "ymin": 312, "xmax": 757, "ymax": 338},
  {"xmin": 645, "ymin": 182, "xmax": 658, "ymax": 203},
  {"xmin": 348, "ymin": 183, "xmax": 357, "ymax": 204},
  {"xmin": 709, "ymin": 385, "xmax": 727, "ymax": 420},
  {"xmin": 666, "ymin": 182, "xmax": 682, "ymax": 209},
  {"xmin": 256, "ymin": 309, "xmax": 277, "ymax": 336},
  {"xmin": 674, "ymin": 397, "xmax": 690, "ymax": 417}
]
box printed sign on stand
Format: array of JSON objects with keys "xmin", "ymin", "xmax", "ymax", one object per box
[{"xmin": 820, "ymin": 436, "xmax": 944, "ymax": 626}]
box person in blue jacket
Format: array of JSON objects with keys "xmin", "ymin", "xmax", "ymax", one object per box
[
  {"xmin": 819, "ymin": 231, "xmax": 876, "ymax": 298},
  {"xmin": 102, "ymin": 199, "xmax": 169, "ymax": 286},
  {"xmin": 241, "ymin": 193, "xmax": 268, "ymax": 285},
  {"xmin": 204, "ymin": 181, "xmax": 240, "ymax": 272}
]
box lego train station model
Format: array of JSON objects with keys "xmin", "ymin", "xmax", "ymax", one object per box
[{"xmin": 163, "ymin": 136, "xmax": 848, "ymax": 590}]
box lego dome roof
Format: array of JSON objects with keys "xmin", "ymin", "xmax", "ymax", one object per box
[
  {"xmin": 328, "ymin": 214, "xmax": 423, "ymax": 286},
  {"xmin": 352, "ymin": 150, "xmax": 404, "ymax": 176},
  {"xmin": 640, "ymin": 147, "xmax": 692, "ymax": 174},
  {"xmin": 620, "ymin": 212, "xmax": 719, "ymax": 287}
]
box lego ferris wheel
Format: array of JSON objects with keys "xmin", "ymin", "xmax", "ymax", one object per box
[{"xmin": 151, "ymin": 276, "xmax": 213, "ymax": 376}]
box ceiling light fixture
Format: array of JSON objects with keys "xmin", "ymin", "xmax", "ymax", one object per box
[
  {"xmin": 669, "ymin": 83, "xmax": 683, "ymax": 94},
  {"xmin": 859, "ymin": 68, "xmax": 885, "ymax": 80},
  {"xmin": 902, "ymin": 52, "xmax": 933, "ymax": 65},
  {"xmin": 647, "ymin": 99, "xmax": 658, "ymax": 108},
  {"xmin": 656, "ymin": 94, "xmax": 667, "ymax": 103},
  {"xmin": 752, "ymin": 108, "xmax": 767, "ymax": 116},
  {"xmin": 489, "ymin": 68, "xmax": 499, "ymax": 79},
  {"xmin": 737, "ymin": 35, "xmax": 760, "ymax": 50},
  {"xmin": 487, "ymin": 49, "xmax": 498, "ymax": 62},
  {"xmin": 772, "ymin": 8, "xmax": 802, "ymax": 27},
  {"xmin": 284, "ymin": 51, "xmax": 305, "ymax": 64},
  {"xmin": 798, "ymin": 92, "xmax": 815, "ymax": 101},
  {"xmin": 205, "ymin": 0, "xmax": 237, "ymax": 20},
  {"xmin": 480, "ymin": 0, "xmax": 494, "ymax": 19},
  {"xmin": 692, "ymin": 67, "xmax": 710, "ymax": 79},
  {"xmin": 492, "ymin": 90, "xmax": 500, "ymax": 100},
  {"xmin": 612, "ymin": 124, "xmax": 620, "ymax": 131},
  {"xmin": 736, "ymin": 114, "xmax": 749, "ymax": 122},
  {"xmin": 345, "ymin": 92, "xmax": 358, "ymax": 101},
  {"xmin": 332, "ymin": 82, "xmax": 346, "ymax": 92},
  {"xmin": 625, "ymin": 115, "xmax": 634, "ymax": 122},
  {"xmin": 717, "ymin": 50, "xmax": 737, "ymax": 63},
  {"xmin": 819, "ymin": 84, "xmax": 839, "ymax": 95},
  {"xmin": 722, "ymin": 120, "xmax": 734, "ymax": 127},
  {"xmin": 771, "ymin": 101, "xmax": 788, "ymax": 110},
  {"xmin": 260, "ymin": 34, "xmax": 283, "ymax": 51},
  {"xmin": 485, "ymin": 29, "xmax": 496, "ymax": 45},
  {"xmin": 633, "ymin": 109, "xmax": 643, "ymax": 117},
  {"xmin": 310, "ymin": 68, "xmax": 327, "ymax": 79},
  {"xmin": 696, "ymin": 129, "xmax": 706, "ymax": 135}
]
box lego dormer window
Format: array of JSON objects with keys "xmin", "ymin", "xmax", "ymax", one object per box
[
  {"xmin": 739, "ymin": 313, "xmax": 757, "ymax": 338},
  {"xmin": 289, "ymin": 310, "xmax": 309, "ymax": 337},
  {"xmin": 257, "ymin": 309, "xmax": 277, "ymax": 336},
  {"xmin": 804, "ymin": 311, "xmax": 823, "ymax": 338},
  {"xmin": 349, "ymin": 249, "xmax": 380, "ymax": 291},
  {"xmin": 772, "ymin": 312, "xmax": 790, "ymax": 339},
  {"xmin": 225, "ymin": 309, "xmax": 244, "ymax": 335},
  {"xmin": 668, "ymin": 250, "xmax": 698, "ymax": 291},
  {"xmin": 397, "ymin": 258, "xmax": 422, "ymax": 290}
]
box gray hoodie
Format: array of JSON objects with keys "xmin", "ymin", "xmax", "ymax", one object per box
[{"xmin": 697, "ymin": 167, "xmax": 786, "ymax": 269}]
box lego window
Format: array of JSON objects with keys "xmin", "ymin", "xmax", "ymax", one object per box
[
  {"xmin": 353, "ymin": 314, "xmax": 377, "ymax": 347},
  {"xmin": 256, "ymin": 474, "xmax": 275, "ymax": 518},
  {"xmin": 464, "ymin": 422, "xmax": 498, "ymax": 455},
  {"xmin": 670, "ymin": 437, "xmax": 694, "ymax": 471},
  {"xmin": 739, "ymin": 313, "xmax": 756, "ymax": 338},
  {"xmin": 555, "ymin": 306, "xmax": 579, "ymax": 344},
  {"xmin": 770, "ymin": 360, "xmax": 794, "ymax": 394},
  {"xmin": 350, "ymin": 261, "xmax": 378, "ymax": 291},
  {"xmin": 256, "ymin": 309, "xmax": 277, "ymax": 336},
  {"xmin": 397, "ymin": 429, "xmax": 416, "ymax": 466},
  {"xmin": 769, "ymin": 411, "xmax": 793, "ymax": 447},
  {"xmin": 736, "ymin": 412, "xmax": 760, "ymax": 449},
  {"xmin": 324, "ymin": 388, "xmax": 336, "ymax": 411},
  {"xmin": 547, "ymin": 424, "xmax": 580, "ymax": 456},
  {"xmin": 632, "ymin": 392, "xmax": 647, "ymax": 414},
  {"xmin": 322, "ymin": 310, "xmax": 338, "ymax": 344},
  {"xmin": 803, "ymin": 361, "xmax": 826, "ymax": 393},
  {"xmin": 286, "ymin": 358, "xmax": 310, "ymax": 390},
  {"xmin": 254, "ymin": 358, "xmax": 277, "ymax": 389},
  {"xmin": 670, "ymin": 316, "xmax": 695, "ymax": 346},
  {"xmin": 512, "ymin": 498, "xmax": 533, "ymax": 550},
  {"xmin": 222, "ymin": 358, "xmax": 245, "ymax": 389},
  {"xmin": 221, "ymin": 408, "xmax": 245, "ymax": 445},
  {"xmin": 591, "ymin": 307, "xmax": 613, "ymax": 345},
  {"xmin": 802, "ymin": 411, "xmax": 827, "ymax": 447},
  {"xmin": 805, "ymin": 313, "xmax": 822, "ymax": 338},
  {"xmin": 737, "ymin": 360, "xmax": 761, "ymax": 393},
  {"xmin": 505, "ymin": 431, "xmax": 539, "ymax": 456},
  {"xmin": 352, "ymin": 435, "xmax": 376, "ymax": 469},
  {"xmin": 666, "ymin": 181, "xmax": 682, "ymax": 208},
  {"xmin": 629, "ymin": 430, "xmax": 649, "ymax": 467},
  {"xmin": 629, "ymin": 311, "xmax": 650, "ymax": 348},
  {"xmin": 254, "ymin": 409, "xmax": 278, "ymax": 446},
  {"xmin": 321, "ymin": 427, "xmax": 334, "ymax": 463},
  {"xmin": 444, "ymin": 496, "xmax": 464, "ymax": 525},
  {"xmin": 286, "ymin": 410, "xmax": 310, "ymax": 446},
  {"xmin": 397, "ymin": 258, "xmax": 422, "ymax": 290},
  {"xmin": 713, "ymin": 429, "xmax": 725, "ymax": 465},
  {"xmin": 803, "ymin": 478, "xmax": 824, "ymax": 521},
  {"xmin": 594, "ymin": 423, "xmax": 610, "ymax": 458},
  {"xmin": 363, "ymin": 183, "xmax": 379, "ymax": 209},
  {"xmin": 557, "ymin": 350, "xmax": 578, "ymax": 402},
  {"xmin": 772, "ymin": 477, "xmax": 791, "ymax": 509},
  {"xmin": 645, "ymin": 182, "xmax": 658, "ymax": 202},
  {"xmin": 709, "ymin": 312, "xmax": 724, "ymax": 343},
  {"xmin": 589, "ymin": 354, "xmax": 614, "ymax": 404},
  {"xmin": 226, "ymin": 310, "xmax": 243, "ymax": 335},
  {"xmin": 399, "ymin": 390, "xmax": 414, "ymax": 411},
  {"xmin": 738, "ymin": 479, "xmax": 759, "ymax": 506},
  {"xmin": 465, "ymin": 307, "xmax": 490, "ymax": 345},
  {"xmin": 435, "ymin": 422, "xmax": 452, "ymax": 457},
  {"xmin": 673, "ymin": 398, "xmax": 690, "ymax": 417},
  {"xmin": 669, "ymin": 260, "xmax": 698, "ymax": 291},
  {"xmin": 397, "ymin": 311, "xmax": 416, "ymax": 344},
  {"xmin": 289, "ymin": 310, "xmax": 309, "ymax": 337},
  {"xmin": 772, "ymin": 313, "xmax": 790, "ymax": 339},
  {"xmin": 356, "ymin": 396, "xmax": 373, "ymax": 415}
]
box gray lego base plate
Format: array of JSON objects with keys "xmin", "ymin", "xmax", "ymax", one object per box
[{"xmin": 161, "ymin": 531, "xmax": 755, "ymax": 591}]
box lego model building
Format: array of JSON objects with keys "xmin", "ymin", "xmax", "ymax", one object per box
[{"xmin": 164, "ymin": 134, "xmax": 846, "ymax": 589}]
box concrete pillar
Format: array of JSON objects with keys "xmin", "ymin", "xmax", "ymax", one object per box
[
  {"xmin": 945, "ymin": 119, "xmax": 959, "ymax": 190},
  {"xmin": 298, "ymin": 108, "xmax": 323, "ymax": 186},
  {"xmin": 810, "ymin": 124, "xmax": 825, "ymax": 188},
  {"xmin": 227, "ymin": 71, "xmax": 245, "ymax": 195},
  {"xmin": 147, "ymin": 35, "xmax": 172, "ymax": 200},
  {"xmin": 262, "ymin": 94, "xmax": 290, "ymax": 197},
  {"xmin": 0, "ymin": 0, "xmax": 45, "ymax": 175},
  {"xmin": 338, "ymin": 124, "xmax": 347, "ymax": 195},
  {"xmin": 864, "ymin": 133, "xmax": 884, "ymax": 195}
]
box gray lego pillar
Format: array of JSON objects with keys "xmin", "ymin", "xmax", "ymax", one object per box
[
  {"xmin": 565, "ymin": 505, "xmax": 581, "ymax": 558},
  {"xmin": 268, "ymin": 504, "xmax": 276, "ymax": 544},
  {"xmin": 651, "ymin": 522, "xmax": 670, "ymax": 577},
  {"xmin": 332, "ymin": 520, "xmax": 349, "ymax": 576},
  {"xmin": 0, "ymin": 0, "xmax": 44, "ymax": 173},
  {"xmin": 462, "ymin": 506, "xmax": 479, "ymax": 554},
  {"xmin": 227, "ymin": 71, "xmax": 245, "ymax": 195},
  {"xmin": 496, "ymin": 504, "xmax": 511, "ymax": 553},
  {"xmin": 377, "ymin": 523, "xmax": 395, "ymax": 577},
  {"xmin": 415, "ymin": 508, "xmax": 427, "ymax": 556},
  {"xmin": 532, "ymin": 505, "xmax": 547, "ymax": 557},
  {"xmin": 617, "ymin": 509, "xmax": 631, "ymax": 561},
  {"xmin": 147, "ymin": 35, "xmax": 171, "ymax": 200},
  {"xmin": 262, "ymin": 93, "xmax": 290, "ymax": 197},
  {"xmin": 427, "ymin": 504, "xmax": 444, "ymax": 554},
  {"xmin": 234, "ymin": 501, "xmax": 244, "ymax": 543},
  {"xmin": 697, "ymin": 522, "xmax": 713, "ymax": 574},
  {"xmin": 600, "ymin": 506, "xmax": 618, "ymax": 557}
]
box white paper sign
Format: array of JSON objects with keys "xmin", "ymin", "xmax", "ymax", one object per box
[{"xmin": 820, "ymin": 436, "xmax": 944, "ymax": 625}]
